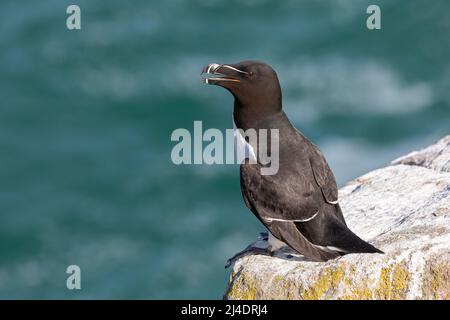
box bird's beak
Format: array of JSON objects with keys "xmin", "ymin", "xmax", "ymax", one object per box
[{"xmin": 201, "ymin": 63, "xmax": 248, "ymax": 85}]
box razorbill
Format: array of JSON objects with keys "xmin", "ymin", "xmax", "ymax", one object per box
[{"xmin": 202, "ymin": 61, "xmax": 383, "ymax": 262}]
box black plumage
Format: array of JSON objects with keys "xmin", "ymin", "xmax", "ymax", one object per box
[{"xmin": 202, "ymin": 61, "xmax": 382, "ymax": 261}]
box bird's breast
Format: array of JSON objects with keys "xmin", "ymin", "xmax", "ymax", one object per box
[{"xmin": 233, "ymin": 118, "xmax": 257, "ymax": 162}]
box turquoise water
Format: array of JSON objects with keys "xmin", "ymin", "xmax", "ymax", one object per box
[{"xmin": 0, "ymin": 0, "xmax": 449, "ymax": 298}]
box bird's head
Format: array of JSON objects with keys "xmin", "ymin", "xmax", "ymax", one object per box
[{"xmin": 202, "ymin": 61, "xmax": 282, "ymax": 124}]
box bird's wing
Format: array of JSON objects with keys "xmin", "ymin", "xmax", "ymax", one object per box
[
  {"xmin": 309, "ymin": 146, "xmax": 338, "ymax": 204},
  {"xmin": 308, "ymin": 145, "xmax": 347, "ymax": 225},
  {"xmin": 240, "ymin": 162, "xmax": 340, "ymax": 262},
  {"xmin": 240, "ymin": 162, "xmax": 320, "ymax": 223},
  {"xmin": 269, "ymin": 220, "xmax": 341, "ymax": 261}
]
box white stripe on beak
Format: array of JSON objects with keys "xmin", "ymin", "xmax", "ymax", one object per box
[
  {"xmin": 207, "ymin": 63, "xmax": 221, "ymax": 74},
  {"xmin": 206, "ymin": 77, "xmax": 240, "ymax": 83}
]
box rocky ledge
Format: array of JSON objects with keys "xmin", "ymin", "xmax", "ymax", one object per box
[{"xmin": 225, "ymin": 136, "xmax": 450, "ymax": 300}]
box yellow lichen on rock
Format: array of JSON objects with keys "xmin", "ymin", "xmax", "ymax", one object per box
[
  {"xmin": 300, "ymin": 266, "xmax": 345, "ymax": 300},
  {"xmin": 374, "ymin": 263, "xmax": 410, "ymax": 299},
  {"xmin": 226, "ymin": 271, "xmax": 257, "ymax": 300},
  {"xmin": 340, "ymin": 287, "xmax": 373, "ymax": 300},
  {"xmin": 422, "ymin": 261, "xmax": 450, "ymax": 299},
  {"xmin": 391, "ymin": 264, "xmax": 410, "ymax": 299}
]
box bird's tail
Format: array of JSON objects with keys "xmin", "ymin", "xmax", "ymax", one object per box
[
  {"xmin": 294, "ymin": 204, "xmax": 383, "ymax": 257},
  {"xmin": 328, "ymin": 204, "xmax": 383, "ymax": 254},
  {"xmin": 341, "ymin": 233, "xmax": 383, "ymax": 254},
  {"xmin": 329, "ymin": 220, "xmax": 383, "ymax": 254}
]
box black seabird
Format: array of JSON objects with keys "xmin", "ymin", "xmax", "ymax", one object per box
[{"xmin": 202, "ymin": 61, "xmax": 383, "ymax": 262}]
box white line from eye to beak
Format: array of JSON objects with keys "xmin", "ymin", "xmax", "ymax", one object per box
[{"xmin": 221, "ymin": 65, "xmax": 249, "ymax": 74}]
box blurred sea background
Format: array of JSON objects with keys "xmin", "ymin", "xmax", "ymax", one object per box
[{"xmin": 0, "ymin": 0, "xmax": 449, "ymax": 299}]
